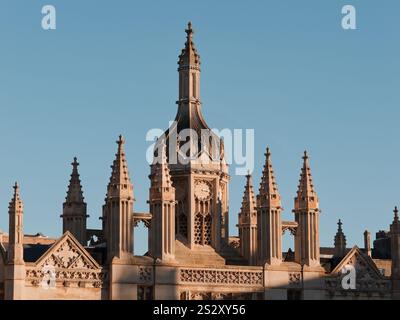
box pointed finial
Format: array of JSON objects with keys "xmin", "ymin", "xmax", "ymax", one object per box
[
  {"xmin": 303, "ymin": 150, "xmax": 308, "ymax": 160},
  {"xmin": 186, "ymin": 21, "xmax": 193, "ymax": 37},
  {"xmin": 394, "ymin": 206, "xmax": 399, "ymax": 221},
  {"xmin": 265, "ymin": 147, "xmax": 271, "ymax": 158},
  {"xmin": 337, "ymin": 219, "xmax": 343, "ymax": 231},
  {"xmin": 72, "ymin": 157, "xmax": 79, "ymax": 168},
  {"xmin": 161, "ymin": 138, "xmax": 168, "ymax": 164},
  {"xmin": 117, "ymin": 135, "xmax": 125, "ymax": 146},
  {"xmin": 13, "ymin": 182, "xmax": 19, "ymax": 195},
  {"xmin": 246, "ymin": 171, "xmax": 253, "ymax": 185}
]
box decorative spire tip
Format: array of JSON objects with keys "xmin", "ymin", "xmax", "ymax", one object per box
[
  {"xmin": 265, "ymin": 147, "xmax": 271, "ymax": 158},
  {"xmin": 186, "ymin": 21, "xmax": 193, "ymax": 35},
  {"xmin": 72, "ymin": 157, "xmax": 79, "ymax": 167},
  {"xmin": 13, "ymin": 182, "xmax": 20, "ymax": 195},
  {"xmin": 117, "ymin": 135, "xmax": 125, "ymax": 146}
]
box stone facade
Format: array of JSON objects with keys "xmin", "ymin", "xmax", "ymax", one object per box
[{"xmin": 0, "ymin": 23, "xmax": 398, "ymax": 300}]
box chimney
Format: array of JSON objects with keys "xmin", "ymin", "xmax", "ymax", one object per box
[{"xmin": 364, "ymin": 230, "xmax": 371, "ymax": 257}]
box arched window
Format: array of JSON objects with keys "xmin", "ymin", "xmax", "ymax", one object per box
[{"xmin": 194, "ymin": 212, "xmax": 212, "ymax": 245}]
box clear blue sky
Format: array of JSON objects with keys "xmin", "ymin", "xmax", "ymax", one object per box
[{"xmin": 0, "ymin": 1, "xmax": 399, "ymax": 254}]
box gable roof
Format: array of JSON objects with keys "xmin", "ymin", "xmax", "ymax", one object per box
[
  {"xmin": 34, "ymin": 231, "xmax": 101, "ymax": 270},
  {"xmin": 331, "ymin": 245, "xmax": 383, "ymax": 279},
  {"xmin": 24, "ymin": 244, "xmax": 53, "ymax": 262}
]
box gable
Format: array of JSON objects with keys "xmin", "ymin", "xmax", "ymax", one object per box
[
  {"xmin": 35, "ymin": 231, "xmax": 100, "ymax": 270},
  {"xmin": 331, "ymin": 246, "xmax": 383, "ymax": 279},
  {"xmin": 325, "ymin": 246, "xmax": 390, "ymax": 295}
]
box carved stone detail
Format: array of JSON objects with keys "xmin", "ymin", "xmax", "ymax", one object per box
[
  {"xmin": 25, "ymin": 236, "xmax": 106, "ymax": 288},
  {"xmin": 139, "ymin": 266, "xmax": 153, "ymax": 282},
  {"xmin": 289, "ymin": 272, "xmax": 301, "ymax": 286},
  {"xmin": 180, "ymin": 290, "xmax": 255, "ymax": 300},
  {"xmin": 179, "ymin": 268, "xmax": 263, "ymax": 286},
  {"xmin": 326, "ymin": 250, "xmax": 390, "ymax": 294}
]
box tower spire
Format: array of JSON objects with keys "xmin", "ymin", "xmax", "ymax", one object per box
[
  {"xmin": 61, "ymin": 157, "xmax": 88, "ymax": 245},
  {"xmin": 178, "ymin": 21, "xmax": 200, "ymax": 70},
  {"xmin": 238, "ymin": 173, "xmax": 258, "ymax": 265},
  {"xmin": 257, "ymin": 147, "xmax": 283, "ymax": 266},
  {"xmin": 177, "ymin": 22, "xmax": 201, "ymax": 104},
  {"xmin": 158, "ymin": 23, "xmax": 229, "ymax": 252}
]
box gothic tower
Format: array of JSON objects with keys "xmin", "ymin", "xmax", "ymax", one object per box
[
  {"xmin": 257, "ymin": 148, "xmax": 283, "ymax": 266},
  {"xmin": 160, "ymin": 22, "xmax": 229, "ymax": 251},
  {"xmin": 238, "ymin": 173, "xmax": 257, "ymax": 265},
  {"xmin": 149, "ymin": 140, "xmax": 176, "ymax": 261},
  {"xmin": 293, "ymin": 151, "xmax": 321, "ymax": 267},
  {"xmin": 5, "ymin": 183, "xmax": 25, "ymax": 300},
  {"xmin": 390, "ymin": 206, "xmax": 400, "ymax": 299},
  {"xmin": 61, "ymin": 157, "xmax": 88, "ymax": 245},
  {"xmin": 103, "ymin": 135, "xmax": 134, "ymax": 260},
  {"xmin": 333, "ymin": 219, "xmax": 346, "ymax": 258}
]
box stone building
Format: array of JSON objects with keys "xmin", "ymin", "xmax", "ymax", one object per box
[{"xmin": 0, "ymin": 23, "xmax": 399, "ymax": 300}]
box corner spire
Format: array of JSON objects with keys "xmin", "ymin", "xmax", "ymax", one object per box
[
  {"xmin": 240, "ymin": 173, "xmax": 257, "ymax": 218},
  {"xmin": 151, "ymin": 139, "xmax": 173, "ymax": 190},
  {"xmin": 238, "ymin": 173, "xmax": 258, "ymax": 265},
  {"xmin": 256, "ymin": 148, "xmax": 283, "ymax": 266},
  {"xmin": 65, "ymin": 157, "xmax": 85, "ymax": 204},
  {"xmin": 294, "ymin": 150, "xmax": 319, "ymax": 210},
  {"xmin": 258, "ymin": 147, "xmax": 282, "ymax": 208},
  {"xmin": 8, "ymin": 182, "xmax": 24, "ymax": 265},
  {"xmin": 9, "ymin": 182, "xmax": 23, "ymax": 213},
  {"xmin": 149, "ymin": 140, "xmax": 176, "ymax": 261},
  {"xmin": 61, "ymin": 157, "xmax": 88, "ymax": 245},
  {"xmin": 106, "ymin": 135, "xmax": 134, "ymax": 200},
  {"xmin": 334, "ymin": 219, "xmax": 346, "ymax": 257},
  {"xmin": 394, "ymin": 206, "xmax": 399, "ymax": 223}
]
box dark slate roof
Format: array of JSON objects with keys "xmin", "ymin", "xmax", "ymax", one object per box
[
  {"xmin": 2, "ymin": 243, "xmax": 52, "ymax": 263},
  {"xmin": 23, "ymin": 244, "xmax": 52, "ymax": 262}
]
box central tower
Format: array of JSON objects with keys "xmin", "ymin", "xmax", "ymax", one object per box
[{"xmin": 157, "ymin": 23, "xmax": 229, "ymax": 252}]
